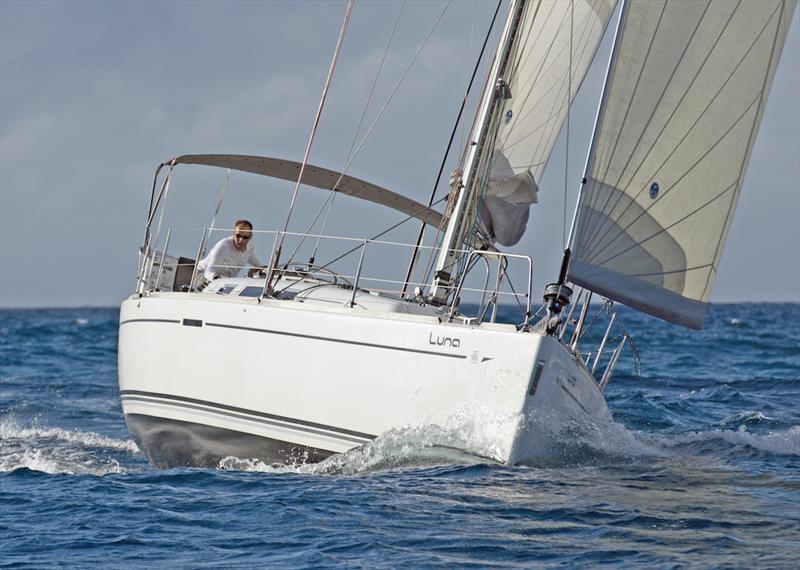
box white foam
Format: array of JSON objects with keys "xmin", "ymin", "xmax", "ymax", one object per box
[
  {"xmin": 0, "ymin": 448, "xmax": 126, "ymax": 475},
  {"xmin": 718, "ymin": 410, "xmax": 773, "ymax": 426},
  {"xmin": 0, "ymin": 418, "xmax": 138, "ymax": 452},
  {"xmin": 218, "ymin": 406, "xmax": 525, "ymax": 474},
  {"xmin": 0, "ymin": 416, "xmax": 139, "ymax": 475},
  {"xmin": 212, "ymin": 413, "xmax": 800, "ymax": 473},
  {"xmin": 218, "ymin": 406, "xmax": 669, "ymax": 473},
  {"xmin": 574, "ymin": 417, "xmax": 668, "ymax": 459},
  {"xmin": 220, "ymin": 424, "xmax": 800, "ymax": 474}
]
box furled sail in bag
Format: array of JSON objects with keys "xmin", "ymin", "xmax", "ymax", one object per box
[
  {"xmin": 482, "ymin": 0, "xmax": 616, "ymax": 246},
  {"xmin": 569, "ymin": 0, "xmax": 796, "ymax": 329}
]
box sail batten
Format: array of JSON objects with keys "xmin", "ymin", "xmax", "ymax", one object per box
[{"xmin": 569, "ymin": 0, "xmax": 797, "ymax": 329}]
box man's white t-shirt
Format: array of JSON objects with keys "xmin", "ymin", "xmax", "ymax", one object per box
[{"xmin": 198, "ymin": 236, "xmax": 262, "ymax": 280}]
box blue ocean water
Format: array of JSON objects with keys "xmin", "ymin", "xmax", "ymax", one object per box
[{"xmin": 1, "ymin": 304, "xmax": 798, "ymax": 568}]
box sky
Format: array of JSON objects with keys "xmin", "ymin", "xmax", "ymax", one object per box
[{"xmin": 1, "ymin": 0, "xmax": 798, "ymax": 308}]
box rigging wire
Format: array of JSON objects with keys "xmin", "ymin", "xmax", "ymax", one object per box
[
  {"xmin": 327, "ymin": 0, "xmax": 453, "ymax": 179},
  {"xmin": 268, "ymin": 0, "xmax": 355, "ymax": 289},
  {"xmin": 402, "ymin": 0, "xmax": 504, "ymax": 295},
  {"xmin": 273, "ymin": 195, "xmax": 450, "ymax": 297},
  {"xmin": 280, "ymin": 0, "xmax": 450, "ymax": 273},
  {"xmin": 563, "ymin": 0, "xmax": 574, "ymax": 248},
  {"xmin": 190, "ymin": 169, "xmax": 232, "ymax": 285},
  {"xmin": 461, "ymin": 0, "xmax": 478, "ymax": 154},
  {"xmin": 205, "ymin": 169, "xmax": 231, "ymax": 256},
  {"xmin": 309, "ymin": 0, "xmax": 407, "ymax": 260}
]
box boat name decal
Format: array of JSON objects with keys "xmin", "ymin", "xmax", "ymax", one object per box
[{"xmin": 429, "ymin": 332, "xmax": 461, "ymax": 348}]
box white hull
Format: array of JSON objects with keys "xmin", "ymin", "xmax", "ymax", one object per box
[{"xmin": 118, "ymin": 289, "xmax": 610, "ymax": 468}]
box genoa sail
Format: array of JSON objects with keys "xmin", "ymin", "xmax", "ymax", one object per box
[
  {"xmin": 483, "ymin": 0, "xmax": 616, "ymax": 246},
  {"xmin": 569, "ymin": 0, "xmax": 797, "ymax": 329}
]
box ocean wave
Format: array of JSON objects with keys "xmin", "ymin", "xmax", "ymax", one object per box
[
  {"xmin": 218, "ymin": 437, "xmax": 484, "ymax": 475},
  {"xmin": 218, "ymin": 408, "xmax": 668, "ymax": 474},
  {"xmin": 0, "ymin": 419, "xmax": 139, "ymax": 452},
  {"xmin": 218, "ymin": 409, "xmax": 522, "ymax": 475},
  {"xmin": 512, "ymin": 420, "xmax": 800, "ymax": 464},
  {"xmin": 0, "ymin": 448, "xmax": 127, "ymax": 476},
  {"xmin": 653, "ymin": 425, "xmax": 800, "ymax": 456},
  {"xmin": 717, "ymin": 410, "xmax": 775, "ymax": 428},
  {"xmin": 0, "ymin": 416, "xmax": 139, "ymax": 475},
  {"xmin": 222, "ymin": 423, "xmax": 799, "ymax": 476}
]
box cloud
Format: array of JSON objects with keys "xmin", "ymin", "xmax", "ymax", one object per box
[{"xmin": 0, "ymin": 1, "xmax": 797, "ymax": 307}]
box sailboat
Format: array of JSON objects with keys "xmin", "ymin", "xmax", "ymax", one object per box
[{"xmin": 118, "ymin": 0, "xmax": 796, "ymax": 468}]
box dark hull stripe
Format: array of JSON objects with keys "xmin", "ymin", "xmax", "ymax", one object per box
[
  {"xmin": 120, "ymin": 389, "xmax": 375, "ymax": 443},
  {"xmin": 124, "ymin": 413, "xmax": 334, "ymax": 469},
  {"xmin": 120, "ymin": 318, "xmax": 181, "ymax": 325},
  {"xmin": 120, "ymin": 314, "xmax": 467, "ymax": 360},
  {"xmin": 205, "ymin": 322, "xmax": 467, "ymax": 360}
]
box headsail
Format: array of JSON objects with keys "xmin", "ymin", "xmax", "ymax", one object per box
[
  {"xmin": 569, "ymin": 0, "xmax": 797, "ymax": 329},
  {"xmin": 483, "ymin": 0, "xmax": 616, "ymax": 246}
]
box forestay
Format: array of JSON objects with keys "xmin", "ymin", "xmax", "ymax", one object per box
[
  {"xmin": 569, "ymin": 0, "xmax": 796, "ymax": 329},
  {"xmin": 483, "ymin": 0, "xmax": 616, "ymax": 246}
]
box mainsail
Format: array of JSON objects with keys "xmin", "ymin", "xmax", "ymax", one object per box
[
  {"xmin": 483, "ymin": 0, "xmax": 616, "ymax": 246},
  {"xmin": 569, "ymin": 0, "xmax": 796, "ymax": 329}
]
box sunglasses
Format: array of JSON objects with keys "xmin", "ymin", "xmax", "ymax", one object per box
[{"xmin": 234, "ymin": 233, "xmax": 252, "ymax": 241}]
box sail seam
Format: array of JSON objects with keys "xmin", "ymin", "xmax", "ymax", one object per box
[
  {"xmin": 586, "ymin": 95, "xmax": 760, "ymax": 264},
  {"xmin": 595, "ymin": 0, "xmax": 714, "ymax": 227},
  {"xmin": 501, "ymin": 2, "xmax": 602, "ymax": 182},
  {"xmin": 500, "ymin": 3, "xmax": 586, "ymax": 150},
  {"xmin": 581, "ymin": 1, "xmax": 780, "ymax": 261},
  {"xmin": 625, "ymin": 263, "xmax": 714, "ymax": 279},
  {"xmin": 583, "ymin": 74, "xmax": 769, "ymax": 263},
  {"xmin": 502, "ymin": 4, "xmax": 599, "ymax": 151},
  {"xmin": 701, "ymin": 0, "xmax": 790, "ymax": 300},
  {"xmin": 580, "ymin": 0, "xmax": 670, "ymax": 247},
  {"xmin": 581, "ymin": 0, "xmax": 761, "ymax": 260},
  {"xmin": 591, "ymin": 179, "xmax": 738, "ymax": 268},
  {"xmin": 586, "ymin": 3, "xmax": 774, "ymax": 259},
  {"xmin": 496, "ymin": 0, "xmax": 550, "ymax": 149},
  {"xmin": 498, "ymin": 1, "xmax": 566, "ymax": 194}
]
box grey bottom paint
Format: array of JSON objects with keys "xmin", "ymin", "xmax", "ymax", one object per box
[{"xmin": 125, "ymin": 414, "xmax": 334, "ymax": 469}]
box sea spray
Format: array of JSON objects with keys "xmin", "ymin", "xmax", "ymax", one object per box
[{"xmin": 0, "ymin": 415, "xmax": 139, "ymax": 475}]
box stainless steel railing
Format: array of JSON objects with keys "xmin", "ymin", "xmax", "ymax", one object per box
[{"xmin": 138, "ymin": 226, "xmax": 535, "ymax": 324}]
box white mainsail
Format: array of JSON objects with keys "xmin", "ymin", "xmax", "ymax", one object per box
[
  {"xmin": 569, "ymin": 0, "xmax": 797, "ymax": 329},
  {"xmin": 483, "ymin": 0, "xmax": 616, "ymax": 246}
]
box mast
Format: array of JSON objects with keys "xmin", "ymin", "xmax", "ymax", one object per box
[{"xmin": 428, "ymin": 0, "xmax": 527, "ymax": 305}]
